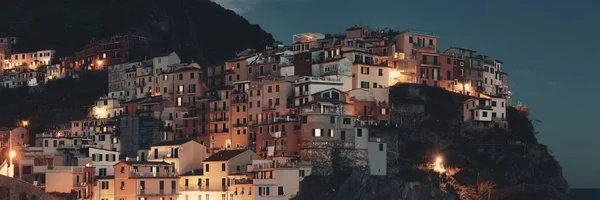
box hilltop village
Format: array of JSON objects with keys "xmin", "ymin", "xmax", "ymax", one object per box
[{"xmin": 0, "ymin": 26, "xmax": 512, "ymax": 200}]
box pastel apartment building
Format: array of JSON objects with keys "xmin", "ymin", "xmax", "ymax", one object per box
[
  {"xmin": 113, "ymin": 160, "xmax": 179, "ymax": 200},
  {"xmin": 462, "ymin": 95, "xmax": 507, "ymax": 129}
]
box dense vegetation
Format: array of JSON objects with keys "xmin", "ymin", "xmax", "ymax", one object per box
[
  {"xmin": 0, "ymin": 0, "xmax": 275, "ymax": 64},
  {"xmin": 0, "ymin": 72, "xmax": 107, "ymax": 133}
]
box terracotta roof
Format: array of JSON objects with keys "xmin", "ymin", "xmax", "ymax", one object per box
[
  {"xmin": 152, "ymin": 138, "xmax": 196, "ymax": 147},
  {"xmin": 120, "ymin": 160, "xmax": 172, "ymax": 166},
  {"xmin": 181, "ymin": 169, "xmax": 204, "ymax": 176},
  {"xmin": 204, "ymin": 149, "xmax": 247, "ymax": 162}
]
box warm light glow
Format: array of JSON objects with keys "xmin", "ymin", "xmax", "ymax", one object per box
[
  {"xmin": 21, "ymin": 120, "xmax": 29, "ymax": 127},
  {"xmin": 92, "ymin": 106, "xmax": 108, "ymax": 119},
  {"xmin": 389, "ymin": 70, "xmax": 402, "ymax": 85},
  {"xmin": 9, "ymin": 150, "xmax": 16, "ymax": 158},
  {"xmin": 433, "ymin": 155, "xmax": 446, "ymax": 173}
]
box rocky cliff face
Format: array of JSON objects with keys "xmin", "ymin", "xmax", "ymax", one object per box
[
  {"xmin": 0, "ymin": 0, "xmax": 274, "ymax": 64},
  {"xmin": 295, "ymin": 84, "xmax": 569, "ymax": 200}
]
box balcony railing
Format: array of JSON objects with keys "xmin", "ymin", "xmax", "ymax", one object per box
[
  {"xmin": 180, "ymin": 185, "xmax": 227, "ymax": 192},
  {"xmin": 130, "ymin": 171, "xmax": 178, "ymax": 178},
  {"xmin": 263, "ymin": 105, "xmax": 277, "ymax": 111},
  {"xmin": 209, "ymin": 129, "xmax": 230, "ymax": 134},
  {"xmin": 233, "ymin": 122, "xmax": 248, "ymax": 127},
  {"xmin": 269, "ymin": 131, "xmax": 287, "ymax": 138},
  {"xmin": 139, "ymin": 189, "xmax": 177, "ymax": 196},
  {"xmin": 210, "ymin": 106, "xmax": 229, "ymax": 112},
  {"xmin": 210, "ymin": 117, "xmax": 229, "ymax": 122}
]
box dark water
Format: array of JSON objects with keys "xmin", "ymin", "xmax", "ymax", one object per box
[{"xmin": 571, "ymin": 188, "xmax": 600, "ymax": 200}]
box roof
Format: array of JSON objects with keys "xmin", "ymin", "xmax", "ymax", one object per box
[
  {"xmin": 181, "ymin": 169, "xmax": 204, "ymax": 176},
  {"xmin": 119, "ymin": 160, "xmax": 172, "ymax": 166},
  {"xmin": 152, "ymin": 138, "xmax": 196, "ymax": 147},
  {"xmin": 173, "ymin": 67, "xmax": 201, "ymax": 73},
  {"xmin": 346, "ymin": 26, "xmax": 370, "ymax": 31},
  {"xmin": 446, "ymin": 46, "xmax": 477, "ymax": 53},
  {"xmin": 204, "ymin": 149, "xmax": 247, "ymax": 162}
]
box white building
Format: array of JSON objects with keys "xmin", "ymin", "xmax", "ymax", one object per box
[
  {"xmin": 463, "ymin": 95, "xmax": 507, "ymax": 128},
  {"xmin": 293, "ymin": 76, "xmax": 343, "ymax": 106},
  {"xmin": 80, "ymin": 147, "xmax": 120, "ymax": 177},
  {"xmin": 367, "ymin": 139, "xmax": 387, "ymax": 175},
  {"xmin": 147, "ymin": 139, "xmax": 209, "ymax": 174}
]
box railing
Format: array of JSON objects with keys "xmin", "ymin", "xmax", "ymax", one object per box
[
  {"xmin": 300, "ymin": 108, "xmax": 345, "ymax": 114},
  {"xmin": 139, "ymin": 189, "xmax": 178, "ymax": 196},
  {"xmin": 209, "ymin": 129, "xmax": 230, "ymax": 134},
  {"xmin": 210, "ymin": 117, "xmax": 229, "ymax": 122},
  {"xmin": 492, "ymin": 117, "xmax": 505, "ymax": 121},
  {"xmin": 294, "ymin": 76, "xmax": 341, "ymax": 84},
  {"xmin": 210, "ymin": 107, "xmax": 229, "ymax": 112},
  {"xmin": 412, "ymin": 43, "xmax": 436, "ymax": 49},
  {"xmin": 47, "ymin": 166, "xmax": 84, "ymax": 172},
  {"xmin": 270, "ymin": 131, "xmax": 287, "ymax": 138},
  {"xmin": 73, "ymin": 182, "xmax": 86, "ymax": 187},
  {"xmin": 130, "ymin": 171, "xmax": 178, "ymax": 178},
  {"xmin": 233, "ymin": 123, "xmax": 248, "ymax": 127},
  {"xmin": 263, "ymin": 105, "xmax": 277, "ymax": 111},
  {"xmin": 180, "ymin": 185, "xmax": 227, "ymax": 192}
]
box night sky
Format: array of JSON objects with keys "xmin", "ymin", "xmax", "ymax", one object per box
[{"xmin": 212, "ymin": 0, "xmax": 600, "ymax": 188}]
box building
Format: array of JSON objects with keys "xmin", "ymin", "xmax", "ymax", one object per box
[
  {"xmin": 5, "ymin": 50, "xmax": 55, "ymax": 70},
  {"xmin": 78, "ymin": 147, "xmax": 120, "ymax": 177},
  {"xmin": 462, "ymin": 95, "xmax": 507, "ymax": 129},
  {"xmin": 45, "ymin": 165, "xmax": 95, "ymax": 199},
  {"xmin": 147, "ymin": 139, "xmax": 209, "ymax": 174},
  {"xmin": 178, "ymin": 149, "xmax": 260, "ymax": 200},
  {"xmin": 250, "ymin": 157, "xmax": 311, "ymax": 200},
  {"xmin": 113, "ymin": 160, "xmax": 179, "ymax": 200},
  {"xmin": 367, "ymin": 138, "xmax": 387, "ymax": 175},
  {"xmin": 75, "ymin": 34, "xmax": 148, "ymax": 70},
  {"xmin": 118, "ymin": 116, "xmax": 163, "ymax": 158}
]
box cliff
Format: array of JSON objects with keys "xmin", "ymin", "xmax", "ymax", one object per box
[
  {"xmin": 295, "ymin": 84, "xmax": 569, "ymax": 200},
  {"xmin": 0, "ymin": 0, "xmax": 275, "ymax": 64}
]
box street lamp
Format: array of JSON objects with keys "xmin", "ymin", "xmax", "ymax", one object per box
[{"xmin": 21, "ymin": 120, "xmax": 29, "ymax": 127}]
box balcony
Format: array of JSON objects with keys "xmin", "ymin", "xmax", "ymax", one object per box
[
  {"xmin": 73, "ymin": 182, "xmax": 87, "ymax": 188},
  {"xmin": 47, "ymin": 166, "xmax": 84, "ymax": 172},
  {"xmin": 412, "ymin": 43, "xmax": 436, "ymax": 50},
  {"xmin": 138, "ymin": 189, "xmax": 178, "ymax": 196},
  {"xmin": 233, "ymin": 122, "xmax": 248, "ymax": 127},
  {"xmin": 210, "ymin": 106, "xmax": 229, "ymax": 112},
  {"xmin": 180, "ymin": 185, "xmax": 227, "ymax": 192},
  {"xmin": 269, "ymin": 131, "xmax": 287, "ymax": 138},
  {"xmin": 233, "ymin": 97, "xmax": 248, "ymax": 104},
  {"xmin": 129, "ymin": 171, "xmax": 179, "ymax": 178},
  {"xmin": 492, "ymin": 117, "xmax": 505, "ymax": 122},
  {"xmin": 210, "ymin": 117, "xmax": 228, "ymax": 122},
  {"xmin": 263, "ymin": 105, "xmax": 277, "ymax": 111},
  {"xmin": 209, "ymin": 129, "xmax": 230, "ymax": 134}
]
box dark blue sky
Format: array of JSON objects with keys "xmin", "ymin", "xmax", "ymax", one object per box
[{"xmin": 213, "ymin": 0, "xmax": 600, "ymax": 188}]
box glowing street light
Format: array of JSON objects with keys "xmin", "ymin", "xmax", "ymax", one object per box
[
  {"xmin": 21, "ymin": 120, "xmax": 29, "ymax": 127},
  {"xmin": 9, "ymin": 150, "xmax": 16, "ymax": 159},
  {"xmin": 433, "ymin": 155, "xmax": 446, "ymax": 173}
]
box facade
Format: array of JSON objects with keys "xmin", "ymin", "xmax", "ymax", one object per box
[
  {"xmin": 462, "ymin": 95, "xmax": 507, "ymax": 128},
  {"xmin": 118, "ymin": 116, "xmax": 163, "ymax": 158},
  {"xmin": 113, "ymin": 160, "xmax": 179, "ymax": 200},
  {"xmin": 147, "ymin": 139, "xmax": 209, "ymax": 174},
  {"xmin": 75, "ymin": 34, "xmax": 148, "ymax": 70},
  {"xmin": 5, "ymin": 50, "xmax": 55, "ymax": 70}
]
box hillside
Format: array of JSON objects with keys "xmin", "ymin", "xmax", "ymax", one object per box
[
  {"xmin": 0, "ymin": 0, "xmax": 275, "ymax": 64},
  {"xmin": 295, "ymin": 84, "xmax": 569, "ymax": 200}
]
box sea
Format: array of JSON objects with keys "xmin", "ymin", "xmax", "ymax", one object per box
[{"xmin": 571, "ymin": 188, "xmax": 600, "ymax": 200}]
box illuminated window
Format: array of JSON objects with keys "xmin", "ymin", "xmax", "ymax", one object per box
[{"xmin": 313, "ymin": 129, "xmax": 322, "ymax": 137}]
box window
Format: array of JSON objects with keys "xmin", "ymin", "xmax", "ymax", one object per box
[
  {"xmin": 482, "ymin": 111, "xmax": 488, "ymax": 117},
  {"xmin": 447, "ymin": 58, "xmax": 451, "ymax": 64},
  {"xmin": 357, "ymin": 129, "xmax": 363, "ymax": 137},
  {"xmin": 179, "ymin": 74, "xmax": 183, "ymax": 80},
  {"xmin": 492, "ymin": 101, "xmax": 497, "ymax": 107},
  {"xmin": 205, "ymin": 164, "xmax": 210, "ymax": 172},
  {"xmin": 360, "ymin": 81, "xmax": 369, "ymax": 88},
  {"xmin": 378, "ymin": 69, "xmax": 383, "ymax": 76},
  {"xmin": 361, "ymin": 67, "xmax": 369, "ymax": 75},
  {"xmin": 302, "ymin": 116, "xmax": 307, "ymax": 124},
  {"xmin": 272, "ymin": 64, "xmax": 277, "ymax": 71},
  {"xmin": 278, "ymin": 186, "xmax": 284, "ymax": 195},
  {"xmin": 409, "ymin": 37, "xmax": 413, "ymax": 43},
  {"xmin": 373, "ymin": 82, "xmax": 378, "ymax": 88},
  {"xmin": 313, "ymin": 129, "xmax": 322, "ymax": 137},
  {"xmin": 221, "ymin": 163, "xmax": 226, "ymax": 171},
  {"xmin": 236, "ymin": 63, "xmax": 240, "ymax": 68},
  {"xmin": 248, "ymin": 67, "xmax": 252, "ymax": 73},
  {"xmin": 120, "ymin": 181, "xmax": 125, "ymax": 190},
  {"xmin": 328, "ymin": 129, "xmax": 334, "ymax": 137},
  {"xmin": 343, "ymin": 118, "xmax": 351, "ymax": 124},
  {"xmin": 275, "ymin": 85, "xmax": 280, "ymax": 92},
  {"xmin": 23, "ymin": 166, "xmax": 32, "ymax": 174},
  {"xmin": 330, "ymin": 116, "xmax": 335, "ymax": 124},
  {"xmin": 502, "ymin": 102, "xmax": 505, "ymax": 107},
  {"xmin": 341, "ymin": 131, "xmax": 346, "ymax": 141},
  {"xmin": 379, "ymin": 144, "xmax": 384, "ymax": 151},
  {"xmin": 190, "ymin": 73, "xmax": 195, "ymax": 79}
]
